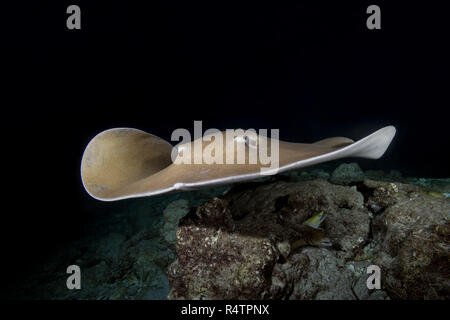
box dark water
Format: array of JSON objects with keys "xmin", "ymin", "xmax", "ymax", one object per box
[{"xmin": 3, "ymin": 1, "xmax": 449, "ymax": 299}]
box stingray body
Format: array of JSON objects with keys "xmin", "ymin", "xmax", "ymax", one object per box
[{"xmin": 81, "ymin": 126, "xmax": 396, "ymax": 201}]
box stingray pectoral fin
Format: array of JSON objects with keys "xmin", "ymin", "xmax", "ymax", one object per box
[
  {"xmin": 280, "ymin": 126, "xmax": 396, "ymax": 173},
  {"xmin": 80, "ymin": 128, "xmax": 173, "ymax": 200},
  {"xmin": 313, "ymin": 137, "xmax": 355, "ymax": 148},
  {"xmin": 337, "ymin": 125, "xmax": 396, "ymax": 159},
  {"xmin": 313, "ymin": 127, "xmax": 396, "ymax": 158}
]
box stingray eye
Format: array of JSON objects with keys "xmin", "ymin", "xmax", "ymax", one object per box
[{"xmin": 244, "ymin": 135, "xmax": 257, "ymax": 148}]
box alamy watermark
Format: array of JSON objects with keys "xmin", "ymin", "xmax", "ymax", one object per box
[
  {"xmin": 66, "ymin": 265, "xmax": 81, "ymax": 289},
  {"xmin": 170, "ymin": 121, "xmax": 280, "ymax": 174},
  {"xmin": 366, "ymin": 265, "xmax": 381, "ymax": 290},
  {"xmin": 66, "ymin": 5, "xmax": 381, "ymax": 31},
  {"xmin": 66, "ymin": 5, "xmax": 81, "ymax": 30}
]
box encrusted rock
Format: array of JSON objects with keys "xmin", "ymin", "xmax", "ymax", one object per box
[
  {"xmin": 161, "ymin": 199, "xmax": 191, "ymax": 246},
  {"xmin": 372, "ymin": 183, "xmax": 450, "ymax": 299},
  {"xmin": 168, "ymin": 198, "xmax": 278, "ymax": 299},
  {"xmin": 330, "ymin": 162, "xmax": 365, "ymax": 185},
  {"xmin": 309, "ymin": 168, "xmax": 330, "ymax": 180},
  {"xmin": 363, "ymin": 180, "xmax": 405, "ymax": 211},
  {"xmin": 168, "ymin": 178, "xmax": 450, "ymax": 300},
  {"xmin": 352, "ymin": 273, "xmax": 371, "ymax": 300},
  {"xmin": 286, "ymin": 248, "xmax": 356, "ymax": 300},
  {"xmin": 168, "ymin": 180, "xmax": 372, "ymax": 299},
  {"xmin": 12, "ymin": 169, "xmax": 449, "ymax": 300}
]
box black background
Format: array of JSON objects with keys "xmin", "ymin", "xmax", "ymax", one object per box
[{"xmin": 3, "ymin": 1, "xmax": 449, "ymax": 296}]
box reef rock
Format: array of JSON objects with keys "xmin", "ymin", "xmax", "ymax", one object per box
[
  {"xmin": 168, "ymin": 180, "xmax": 372, "ymax": 299},
  {"xmin": 330, "ymin": 162, "xmax": 365, "ymax": 185},
  {"xmin": 161, "ymin": 199, "xmax": 191, "ymax": 247},
  {"xmin": 11, "ymin": 164, "xmax": 449, "ymax": 300},
  {"xmin": 167, "ymin": 197, "xmax": 278, "ymax": 299},
  {"xmin": 366, "ymin": 180, "xmax": 450, "ymax": 299},
  {"xmin": 167, "ymin": 178, "xmax": 450, "ymax": 300}
]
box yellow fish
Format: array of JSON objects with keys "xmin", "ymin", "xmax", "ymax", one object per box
[
  {"xmin": 290, "ymin": 212, "xmax": 332, "ymax": 251},
  {"xmin": 303, "ymin": 211, "xmax": 326, "ymax": 229},
  {"xmin": 427, "ymin": 191, "xmax": 446, "ymax": 199}
]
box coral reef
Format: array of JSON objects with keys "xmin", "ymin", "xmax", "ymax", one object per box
[
  {"xmin": 12, "ymin": 187, "xmax": 227, "ymax": 300},
  {"xmin": 11, "ymin": 165, "xmax": 449, "ymax": 300},
  {"xmin": 330, "ymin": 162, "xmax": 365, "ymax": 185},
  {"xmin": 366, "ymin": 180, "xmax": 450, "ymax": 299},
  {"xmin": 161, "ymin": 199, "xmax": 191, "ymax": 247},
  {"xmin": 167, "ymin": 173, "xmax": 449, "ymax": 300}
]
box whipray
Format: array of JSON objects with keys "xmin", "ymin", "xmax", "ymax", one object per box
[{"xmin": 81, "ymin": 126, "xmax": 396, "ymax": 201}]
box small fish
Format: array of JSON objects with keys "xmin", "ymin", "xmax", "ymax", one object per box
[
  {"xmin": 303, "ymin": 211, "xmax": 326, "ymax": 229},
  {"xmin": 318, "ymin": 236, "xmax": 333, "ymax": 247},
  {"xmin": 291, "ymin": 227, "xmax": 333, "ymax": 250},
  {"xmin": 290, "ymin": 212, "xmax": 332, "ymax": 251},
  {"xmin": 427, "ymin": 191, "xmax": 447, "ymax": 199}
]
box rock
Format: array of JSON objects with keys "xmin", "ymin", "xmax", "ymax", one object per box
[
  {"xmin": 330, "ymin": 163, "xmax": 365, "ymax": 185},
  {"xmin": 353, "ymin": 273, "xmax": 371, "ymax": 300},
  {"xmin": 163, "ymin": 199, "xmax": 190, "ymax": 225},
  {"xmin": 168, "ymin": 180, "xmax": 373, "ymax": 299},
  {"xmin": 364, "ymin": 180, "xmax": 402, "ymax": 213},
  {"xmin": 167, "ymin": 178, "xmax": 449, "ymax": 300},
  {"xmin": 368, "ymin": 290, "xmax": 390, "ymax": 300},
  {"xmin": 78, "ymin": 232, "xmax": 175, "ymax": 299},
  {"xmin": 84, "ymin": 261, "xmax": 109, "ymax": 287},
  {"xmin": 371, "ymin": 182, "xmax": 450, "ymax": 299},
  {"xmin": 309, "ymin": 168, "xmax": 330, "ymax": 180},
  {"xmin": 286, "ymin": 248, "xmax": 356, "ymax": 300},
  {"xmin": 142, "ymin": 265, "xmax": 170, "ymax": 300},
  {"xmin": 161, "ymin": 199, "xmax": 191, "ymax": 246},
  {"xmin": 129, "ymin": 238, "xmax": 176, "ymax": 270},
  {"xmin": 12, "ymin": 166, "xmax": 449, "ymax": 300},
  {"xmin": 410, "ymin": 178, "xmax": 450, "ymax": 193},
  {"xmin": 168, "ymin": 198, "xmax": 277, "ymax": 299},
  {"xmin": 95, "ymin": 233, "xmax": 126, "ymax": 262}
]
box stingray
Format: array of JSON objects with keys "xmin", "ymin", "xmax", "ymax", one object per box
[{"xmin": 80, "ymin": 126, "xmax": 396, "ymax": 201}]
